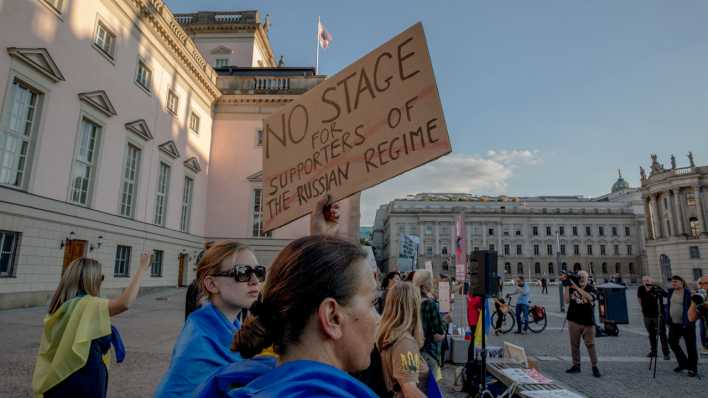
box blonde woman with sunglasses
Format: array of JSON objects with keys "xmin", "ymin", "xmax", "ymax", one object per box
[
  {"xmin": 155, "ymin": 241, "xmax": 266, "ymax": 398},
  {"xmin": 33, "ymin": 253, "xmax": 152, "ymax": 398}
]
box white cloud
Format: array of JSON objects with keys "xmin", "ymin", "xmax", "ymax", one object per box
[{"xmin": 359, "ymin": 150, "xmax": 542, "ymax": 225}]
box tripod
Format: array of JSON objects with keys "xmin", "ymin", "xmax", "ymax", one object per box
[{"xmin": 648, "ymin": 294, "xmax": 664, "ymax": 379}]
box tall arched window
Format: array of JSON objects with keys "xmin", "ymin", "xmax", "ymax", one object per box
[
  {"xmin": 441, "ymin": 246, "xmax": 448, "ymax": 255},
  {"xmin": 561, "ymin": 262, "xmax": 568, "ymax": 271},
  {"xmin": 548, "ymin": 263, "xmax": 554, "ymax": 274},
  {"xmin": 573, "ymin": 263, "xmax": 582, "ymax": 272},
  {"xmin": 602, "ymin": 262, "xmax": 608, "ymax": 274},
  {"xmin": 628, "ymin": 262, "xmax": 635, "ymax": 274},
  {"xmin": 689, "ymin": 217, "xmax": 700, "ymax": 238},
  {"xmin": 615, "ymin": 263, "xmax": 621, "ymax": 274},
  {"xmin": 534, "ymin": 262, "xmax": 541, "ymax": 274},
  {"xmin": 504, "ymin": 262, "xmax": 511, "ymax": 274},
  {"xmin": 517, "ymin": 262, "xmax": 523, "ymax": 274}
]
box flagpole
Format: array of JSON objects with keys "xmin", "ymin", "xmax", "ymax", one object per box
[{"xmin": 315, "ymin": 16, "xmax": 320, "ymax": 75}]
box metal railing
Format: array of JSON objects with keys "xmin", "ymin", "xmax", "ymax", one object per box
[{"xmin": 218, "ymin": 75, "xmax": 324, "ymax": 94}]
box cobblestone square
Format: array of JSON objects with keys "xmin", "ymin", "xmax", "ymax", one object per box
[{"xmin": 1, "ymin": 285, "xmax": 704, "ymax": 398}]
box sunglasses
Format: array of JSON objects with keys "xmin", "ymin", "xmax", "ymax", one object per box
[{"xmin": 213, "ymin": 265, "xmax": 266, "ymax": 283}]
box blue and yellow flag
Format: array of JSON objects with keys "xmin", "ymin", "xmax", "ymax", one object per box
[
  {"xmin": 32, "ymin": 296, "xmax": 111, "ymax": 397},
  {"xmin": 473, "ymin": 298, "xmax": 492, "ymax": 349}
]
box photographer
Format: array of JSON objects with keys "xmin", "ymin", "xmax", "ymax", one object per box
[
  {"xmin": 637, "ymin": 276, "xmax": 670, "ymax": 360},
  {"xmin": 665, "ymin": 275, "xmax": 698, "ymax": 377},
  {"xmin": 695, "ymin": 276, "xmax": 707, "ymax": 355},
  {"xmin": 563, "ymin": 270, "xmax": 601, "ymax": 378}
]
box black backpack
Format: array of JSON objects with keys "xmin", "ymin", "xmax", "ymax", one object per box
[{"xmin": 461, "ymin": 359, "xmax": 482, "ymax": 396}]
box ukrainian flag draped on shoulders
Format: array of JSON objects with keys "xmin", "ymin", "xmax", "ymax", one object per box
[
  {"xmin": 154, "ymin": 303, "xmax": 243, "ymax": 398},
  {"xmin": 196, "ymin": 359, "xmax": 378, "ymax": 398},
  {"xmin": 32, "ymin": 295, "xmax": 112, "ymax": 397}
]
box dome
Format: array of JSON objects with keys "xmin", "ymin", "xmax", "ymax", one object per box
[{"xmin": 611, "ymin": 169, "xmax": 630, "ymax": 193}]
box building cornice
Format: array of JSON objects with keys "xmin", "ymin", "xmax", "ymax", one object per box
[
  {"xmin": 218, "ymin": 95, "xmax": 296, "ymax": 105},
  {"xmin": 127, "ymin": 0, "xmax": 220, "ymax": 102}
]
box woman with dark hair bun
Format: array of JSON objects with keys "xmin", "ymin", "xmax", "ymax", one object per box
[{"xmin": 196, "ymin": 197, "xmax": 380, "ymax": 398}]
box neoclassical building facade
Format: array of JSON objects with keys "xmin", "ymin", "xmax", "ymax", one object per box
[
  {"xmin": 0, "ymin": 1, "xmax": 358, "ymax": 308},
  {"xmin": 372, "ymin": 175, "xmax": 647, "ymax": 282},
  {"xmin": 640, "ymin": 153, "xmax": 707, "ymax": 283}
]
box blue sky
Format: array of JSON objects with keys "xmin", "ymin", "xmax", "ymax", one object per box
[{"xmin": 166, "ymin": 1, "xmax": 708, "ymax": 225}]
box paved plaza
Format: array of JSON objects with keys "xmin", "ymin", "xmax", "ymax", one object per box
[{"xmin": 0, "ymin": 285, "xmax": 705, "ymax": 398}]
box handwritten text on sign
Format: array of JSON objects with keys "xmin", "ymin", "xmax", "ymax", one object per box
[{"xmin": 263, "ymin": 23, "xmax": 451, "ymax": 231}]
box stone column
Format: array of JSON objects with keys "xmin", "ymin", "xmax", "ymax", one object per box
[
  {"xmin": 649, "ymin": 195, "xmax": 661, "ymax": 238},
  {"xmin": 418, "ymin": 222, "xmax": 424, "ymax": 255},
  {"xmin": 695, "ymin": 185, "xmax": 706, "ymax": 235},
  {"xmin": 482, "ymin": 222, "xmax": 487, "ymax": 248},
  {"xmin": 434, "ymin": 222, "xmax": 440, "ymax": 255},
  {"xmin": 644, "ymin": 199, "xmax": 654, "ymax": 240},
  {"xmin": 670, "ymin": 189, "xmax": 684, "ymax": 236},
  {"xmin": 679, "ymin": 189, "xmax": 691, "ymax": 235},
  {"xmin": 664, "ymin": 191, "xmax": 676, "ymax": 237}
]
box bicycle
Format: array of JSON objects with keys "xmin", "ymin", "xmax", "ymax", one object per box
[
  {"xmin": 491, "ymin": 295, "xmax": 515, "ymax": 334},
  {"xmin": 494, "ymin": 295, "xmax": 548, "ymax": 334}
]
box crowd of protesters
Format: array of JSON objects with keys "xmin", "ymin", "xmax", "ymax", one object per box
[{"xmin": 29, "ymin": 193, "xmax": 707, "ymax": 397}]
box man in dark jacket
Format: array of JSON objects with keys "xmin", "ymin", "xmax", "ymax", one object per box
[
  {"xmin": 665, "ymin": 275, "xmax": 699, "ymax": 377},
  {"xmin": 637, "ymin": 276, "xmax": 670, "ymax": 360}
]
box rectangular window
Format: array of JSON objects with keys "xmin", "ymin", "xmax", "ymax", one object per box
[
  {"xmin": 534, "ymin": 244, "xmax": 539, "ymax": 256},
  {"xmin": 0, "ymin": 79, "xmax": 41, "ymax": 187},
  {"xmin": 136, "ymin": 61, "xmax": 152, "ymax": 91},
  {"xmin": 627, "ymin": 245, "xmax": 633, "ymax": 256},
  {"xmin": 585, "ymin": 226, "xmax": 592, "ymax": 236},
  {"xmin": 215, "ymin": 58, "xmax": 228, "ymax": 68},
  {"xmin": 532, "ymin": 226, "xmax": 538, "ymax": 236},
  {"xmin": 488, "ymin": 228, "xmax": 494, "ymax": 236},
  {"xmin": 167, "ymin": 90, "xmax": 179, "ymax": 115},
  {"xmin": 516, "ymin": 244, "xmax": 522, "ymax": 255},
  {"xmin": 94, "ymin": 22, "xmax": 116, "ymax": 59},
  {"xmin": 119, "ymin": 144, "xmax": 141, "ymax": 218},
  {"xmin": 546, "ymin": 226, "xmax": 551, "ymax": 236},
  {"xmin": 612, "ymin": 226, "xmax": 618, "ymax": 236},
  {"xmin": 515, "ymin": 230, "xmax": 521, "ymax": 236},
  {"xmin": 425, "ymin": 224, "xmax": 433, "ymax": 235},
  {"xmin": 689, "ymin": 246, "xmax": 700, "ymax": 259},
  {"xmin": 489, "ymin": 244, "xmax": 495, "ymax": 252},
  {"xmin": 572, "ymin": 226, "xmax": 578, "ymax": 236},
  {"xmin": 600, "ymin": 245, "xmax": 607, "ymax": 256},
  {"xmin": 625, "ymin": 226, "xmax": 631, "ymax": 236},
  {"xmin": 559, "ymin": 226, "xmax": 565, "ymax": 236},
  {"xmin": 151, "ymin": 249, "xmax": 163, "ymax": 277},
  {"xmin": 503, "ymin": 231, "xmax": 510, "ymax": 236},
  {"xmin": 560, "ymin": 244, "xmax": 566, "ymax": 255},
  {"xmin": 599, "ymin": 226, "xmax": 605, "ymax": 236},
  {"xmin": 153, "ymin": 162, "xmax": 170, "ymax": 226},
  {"xmin": 574, "ymin": 244, "xmax": 580, "ymax": 255},
  {"xmin": 189, "ymin": 112, "xmax": 200, "ymax": 133},
  {"xmin": 180, "ymin": 176, "xmax": 194, "ymax": 232},
  {"xmin": 42, "ymin": 0, "xmax": 64, "ymax": 13},
  {"xmin": 504, "ymin": 244, "xmax": 510, "ymax": 256},
  {"xmin": 587, "ymin": 245, "xmax": 593, "ymax": 256},
  {"xmin": 114, "ymin": 245, "xmax": 131, "ymax": 277},
  {"xmin": 0, "ymin": 231, "xmax": 21, "ymax": 277},
  {"xmin": 256, "ymin": 129, "xmax": 264, "ymax": 146},
  {"xmin": 70, "ymin": 118, "xmax": 101, "ymax": 206},
  {"xmin": 251, "ymin": 188, "xmax": 271, "ymax": 237},
  {"xmin": 614, "ymin": 244, "xmax": 620, "ymax": 256},
  {"xmin": 693, "ymin": 268, "xmax": 704, "ymax": 281},
  {"xmin": 425, "ymin": 245, "xmax": 433, "ymax": 256},
  {"xmin": 547, "ymin": 244, "xmax": 553, "ymax": 256}
]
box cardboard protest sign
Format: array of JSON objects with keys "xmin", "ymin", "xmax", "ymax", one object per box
[
  {"xmin": 439, "ymin": 281, "xmax": 450, "ymax": 313},
  {"xmin": 262, "ymin": 22, "xmax": 451, "ymax": 231}
]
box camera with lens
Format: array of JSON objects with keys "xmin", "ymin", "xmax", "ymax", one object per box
[
  {"xmin": 559, "ymin": 270, "xmax": 580, "ymax": 287},
  {"xmin": 692, "ymin": 288, "xmax": 706, "ymax": 306},
  {"xmin": 647, "ymin": 284, "xmax": 667, "ymax": 297}
]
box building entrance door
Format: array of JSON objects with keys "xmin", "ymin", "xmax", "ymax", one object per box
[
  {"xmin": 62, "ymin": 240, "xmax": 87, "ymax": 274},
  {"xmin": 178, "ymin": 253, "xmax": 187, "ymax": 287}
]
